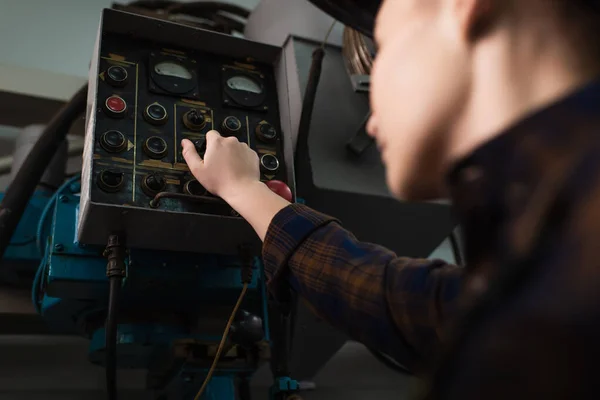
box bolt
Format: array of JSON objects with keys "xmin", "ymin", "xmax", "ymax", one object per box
[
  {"xmin": 59, "ymin": 195, "xmax": 68, "ymax": 203},
  {"xmin": 54, "ymin": 244, "xmax": 64, "ymax": 252}
]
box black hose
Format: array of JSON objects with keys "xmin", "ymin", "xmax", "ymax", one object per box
[
  {"xmin": 294, "ymin": 48, "xmax": 325, "ymax": 192},
  {"xmin": 449, "ymin": 231, "xmax": 464, "ymax": 266},
  {"xmin": 106, "ymin": 276, "xmax": 121, "ymax": 400},
  {"xmin": 0, "ymin": 84, "xmax": 87, "ymax": 262},
  {"xmin": 367, "ymin": 347, "xmax": 412, "ymax": 375}
]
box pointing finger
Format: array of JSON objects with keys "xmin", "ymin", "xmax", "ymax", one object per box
[{"xmin": 181, "ymin": 139, "xmax": 204, "ymax": 178}]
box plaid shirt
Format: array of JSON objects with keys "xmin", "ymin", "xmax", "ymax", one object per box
[{"xmin": 262, "ymin": 79, "xmax": 600, "ymax": 398}]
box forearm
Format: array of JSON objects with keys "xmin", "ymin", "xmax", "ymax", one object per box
[
  {"xmin": 262, "ymin": 203, "xmax": 465, "ymax": 365},
  {"xmin": 225, "ymin": 181, "xmax": 290, "ymax": 241}
]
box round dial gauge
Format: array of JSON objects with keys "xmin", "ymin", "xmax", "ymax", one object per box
[
  {"xmin": 227, "ymin": 76, "xmax": 262, "ymax": 94},
  {"xmin": 154, "ymin": 61, "xmax": 192, "ymax": 80}
]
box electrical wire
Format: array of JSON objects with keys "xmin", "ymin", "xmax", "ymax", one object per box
[
  {"xmin": 106, "ymin": 276, "xmax": 122, "ymax": 400},
  {"xmin": 0, "ymin": 84, "xmax": 87, "ymax": 264},
  {"xmin": 194, "ymin": 283, "xmax": 249, "ymax": 400}
]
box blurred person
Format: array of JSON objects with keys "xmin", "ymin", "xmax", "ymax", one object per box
[{"xmin": 183, "ymin": 0, "xmax": 600, "ymax": 398}]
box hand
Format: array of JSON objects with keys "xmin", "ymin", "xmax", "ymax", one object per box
[{"xmin": 181, "ymin": 130, "xmax": 260, "ymax": 202}]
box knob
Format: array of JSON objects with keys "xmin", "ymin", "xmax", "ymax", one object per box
[
  {"xmin": 97, "ymin": 169, "xmax": 125, "ymax": 193},
  {"xmin": 141, "ymin": 173, "xmax": 166, "ymax": 197},
  {"xmin": 106, "ymin": 65, "xmax": 128, "ymax": 87},
  {"xmin": 183, "ymin": 109, "xmax": 206, "ymax": 131},
  {"xmin": 193, "ymin": 137, "xmax": 207, "ymax": 156},
  {"xmin": 255, "ymin": 122, "xmax": 277, "ymax": 143},
  {"xmin": 104, "ymin": 95, "xmax": 127, "ymax": 118},
  {"xmin": 266, "ymin": 180, "xmax": 292, "ymax": 202},
  {"xmin": 144, "ymin": 103, "xmax": 168, "ymax": 125},
  {"xmin": 183, "ymin": 179, "xmax": 207, "ymax": 196},
  {"xmin": 143, "ymin": 136, "xmax": 168, "ymax": 159},
  {"xmin": 99, "ymin": 130, "xmax": 127, "ymax": 153},
  {"xmin": 221, "ymin": 116, "xmax": 242, "ymax": 136},
  {"xmin": 229, "ymin": 310, "xmax": 264, "ymax": 348},
  {"xmin": 260, "ymin": 154, "xmax": 279, "ymax": 173}
]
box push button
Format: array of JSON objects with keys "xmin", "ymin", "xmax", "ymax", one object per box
[
  {"xmin": 255, "ymin": 122, "xmax": 277, "ymax": 143},
  {"xmin": 106, "ymin": 66, "xmax": 128, "ymax": 87},
  {"xmin": 260, "ymin": 154, "xmax": 279, "ymax": 173},
  {"xmin": 266, "ymin": 180, "xmax": 292, "ymax": 202},
  {"xmin": 184, "ymin": 179, "xmax": 207, "ymax": 196},
  {"xmin": 221, "ymin": 116, "xmax": 242, "ymax": 136},
  {"xmin": 104, "ymin": 95, "xmax": 127, "ymax": 118},
  {"xmin": 99, "ymin": 130, "xmax": 127, "ymax": 153},
  {"xmin": 143, "ymin": 136, "xmax": 168, "ymax": 159},
  {"xmin": 144, "ymin": 103, "xmax": 168, "ymax": 125}
]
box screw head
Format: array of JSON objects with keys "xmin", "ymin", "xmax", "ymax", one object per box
[{"xmin": 54, "ymin": 244, "xmax": 64, "ymax": 252}]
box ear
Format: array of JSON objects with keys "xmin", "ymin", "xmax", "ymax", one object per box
[{"xmin": 454, "ymin": 0, "xmax": 494, "ymax": 40}]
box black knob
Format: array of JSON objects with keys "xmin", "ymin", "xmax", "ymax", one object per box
[
  {"xmin": 106, "ymin": 65, "xmax": 128, "ymax": 87},
  {"xmin": 97, "ymin": 169, "xmax": 125, "ymax": 193},
  {"xmin": 141, "ymin": 173, "xmax": 166, "ymax": 196},
  {"xmin": 255, "ymin": 122, "xmax": 277, "ymax": 142},
  {"xmin": 192, "ymin": 137, "xmax": 207, "ymax": 156},
  {"xmin": 144, "ymin": 103, "xmax": 168, "ymax": 125},
  {"xmin": 183, "ymin": 179, "xmax": 207, "ymax": 196},
  {"xmin": 260, "ymin": 154, "xmax": 280, "ymax": 173},
  {"xmin": 229, "ymin": 310, "xmax": 264, "ymax": 348},
  {"xmin": 143, "ymin": 136, "xmax": 168, "ymax": 159},
  {"xmin": 221, "ymin": 116, "xmax": 242, "ymax": 136},
  {"xmin": 183, "ymin": 109, "xmax": 206, "ymax": 131},
  {"xmin": 99, "ymin": 130, "xmax": 127, "ymax": 153}
]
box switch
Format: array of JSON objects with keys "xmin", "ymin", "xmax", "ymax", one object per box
[
  {"xmin": 183, "ymin": 109, "xmax": 206, "ymax": 131},
  {"xmin": 255, "ymin": 122, "xmax": 277, "ymax": 143},
  {"xmin": 193, "ymin": 137, "xmax": 207, "ymax": 156},
  {"xmin": 106, "ymin": 66, "xmax": 128, "ymax": 87},
  {"xmin": 144, "ymin": 103, "xmax": 168, "ymax": 125},
  {"xmin": 221, "ymin": 116, "xmax": 242, "ymax": 136},
  {"xmin": 99, "ymin": 130, "xmax": 127, "ymax": 153},
  {"xmin": 97, "ymin": 169, "xmax": 125, "ymax": 193},
  {"xmin": 104, "ymin": 95, "xmax": 127, "ymax": 118},
  {"xmin": 143, "ymin": 136, "xmax": 168, "ymax": 159},
  {"xmin": 265, "ymin": 180, "xmax": 292, "ymax": 202},
  {"xmin": 141, "ymin": 173, "xmax": 166, "ymax": 197},
  {"xmin": 260, "ymin": 154, "xmax": 279, "ymax": 173}
]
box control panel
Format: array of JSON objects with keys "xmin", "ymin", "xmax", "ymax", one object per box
[{"xmin": 78, "ymin": 9, "xmax": 293, "ymax": 254}]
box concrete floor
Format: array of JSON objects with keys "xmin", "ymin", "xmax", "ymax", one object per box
[{"xmin": 0, "ymin": 336, "xmax": 414, "ymax": 400}]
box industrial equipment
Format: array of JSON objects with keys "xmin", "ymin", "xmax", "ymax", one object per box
[{"xmin": 0, "ymin": 7, "xmax": 298, "ymax": 400}]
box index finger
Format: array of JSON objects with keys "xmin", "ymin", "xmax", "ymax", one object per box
[{"xmin": 181, "ymin": 139, "xmax": 204, "ymax": 177}]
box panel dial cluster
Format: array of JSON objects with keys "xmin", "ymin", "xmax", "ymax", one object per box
[{"xmin": 90, "ymin": 36, "xmax": 288, "ymax": 217}]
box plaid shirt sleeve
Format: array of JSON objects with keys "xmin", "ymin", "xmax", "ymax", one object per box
[{"xmin": 262, "ymin": 203, "xmax": 464, "ymax": 365}]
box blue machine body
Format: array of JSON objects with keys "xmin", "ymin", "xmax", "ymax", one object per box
[{"xmin": 3, "ymin": 181, "xmax": 298, "ymax": 400}]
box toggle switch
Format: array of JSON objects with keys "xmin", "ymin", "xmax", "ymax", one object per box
[
  {"xmin": 97, "ymin": 169, "xmax": 125, "ymax": 193},
  {"xmin": 255, "ymin": 122, "xmax": 277, "ymax": 143},
  {"xmin": 221, "ymin": 116, "xmax": 242, "ymax": 136},
  {"xmin": 141, "ymin": 173, "xmax": 166, "ymax": 197},
  {"xmin": 183, "ymin": 109, "xmax": 206, "ymax": 131}
]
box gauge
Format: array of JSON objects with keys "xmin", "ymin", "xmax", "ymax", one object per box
[
  {"xmin": 227, "ymin": 76, "xmax": 262, "ymax": 94},
  {"xmin": 154, "ymin": 61, "xmax": 193, "ymax": 80}
]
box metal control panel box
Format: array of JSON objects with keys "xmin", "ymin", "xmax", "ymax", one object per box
[{"xmin": 78, "ymin": 9, "xmax": 295, "ymax": 254}]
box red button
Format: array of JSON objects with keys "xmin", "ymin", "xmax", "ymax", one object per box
[
  {"xmin": 105, "ymin": 95, "xmax": 127, "ymax": 114},
  {"xmin": 266, "ymin": 180, "xmax": 293, "ymax": 202}
]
